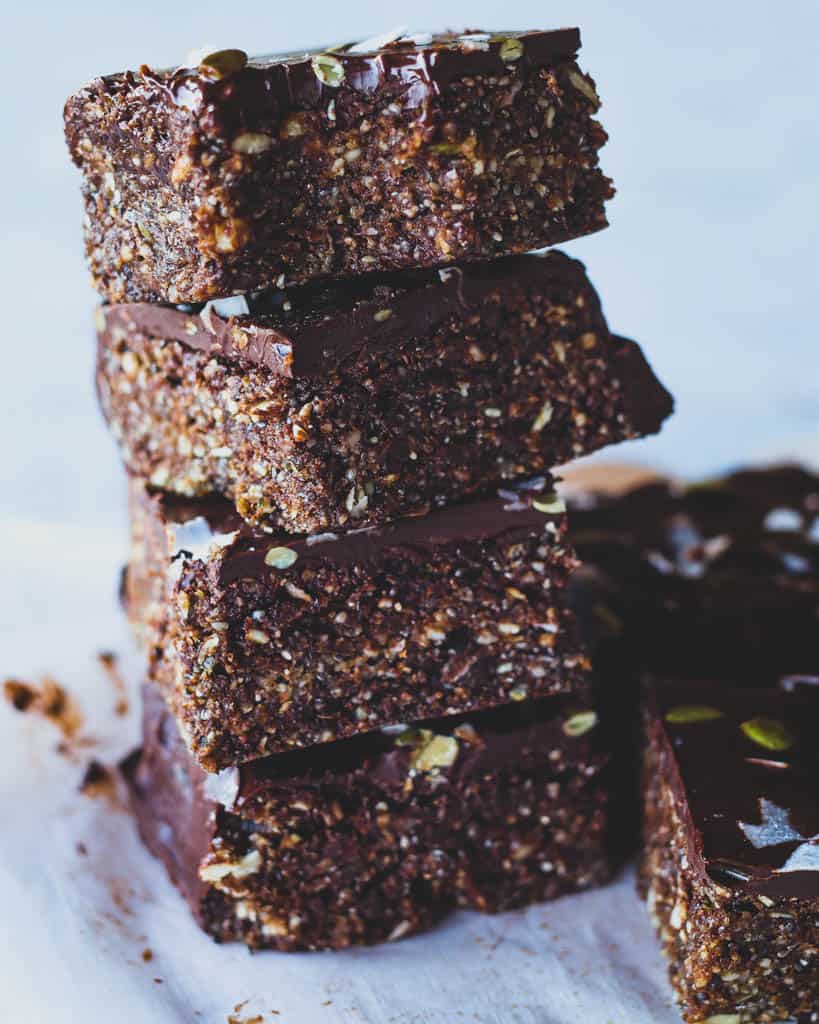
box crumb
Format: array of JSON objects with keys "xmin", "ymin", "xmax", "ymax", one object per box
[
  {"xmin": 227, "ymin": 1006, "xmax": 265, "ymax": 1024},
  {"xmin": 3, "ymin": 675, "xmax": 83, "ymax": 738},
  {"xmin": 80, "ymin": 760, "xmax": 111, "ymax": 795},
  {"xmin": 141, "ymin": 947, "xmax": 153, "ymax": 963},
  {"xmin": 97, "ymin": 650, "xmax": 129, "ymax": 716},
  {"xmin": 108, "ymin": 879, "xmax": 136, "ymax": 917},
  {"xmin": 3, "ymin": 679, "xmax": 35, "ymax": 711},
  {"xmin": 154, "ymin": 978, "xmax": 163, "ymax": 984},
  {"xmin": 76, "ymin": 841, "xmax": 88, "ymax": 856},
  {"xmin": 79, "ymin": 760, "xmax": 123, "ymax": 809}
]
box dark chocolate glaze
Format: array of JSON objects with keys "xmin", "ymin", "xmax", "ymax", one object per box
[
  {"xmin": 126, "ymin": 680, "xmax": 602, "ymax": 915},
  {"xmin": 154, "ymin": 475, "xmax": 565, "ymax": 585},
  {"xmin": 136, "ymin": 30, "xmax": 581, "ymax": 121},
  {"xmin": 648, "ymin": 683, "xmax": 819, "ymax": 899},
  {"xmin": 236, "ymin": 694, "xmax": 595, "ymax": 800},
  {"xmin": 99, "ymin": 251, "xmax": 596, "ymax": 378}
]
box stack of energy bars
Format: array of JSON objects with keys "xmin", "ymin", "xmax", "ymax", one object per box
[{"xmin": 64, "ymin": 29, "xmax": 673, "ymax": 952}]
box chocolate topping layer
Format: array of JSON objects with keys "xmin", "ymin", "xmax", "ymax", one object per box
[
  {"xmin": 100, "ymin": 252, "xmax": 597, "ymax": 378},
  {"xmin": 648, "ymin": 683, "xmax": 819, "ymax": 899},
  {"xmin": 143, "ymin": 30, "xmax": 582, "ymax": 120},
  {"xmin": 158, "ymin": 475, "xmax": 563, "ymax": 584}
]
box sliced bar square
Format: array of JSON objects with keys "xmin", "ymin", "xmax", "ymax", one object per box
[
  {"xmin": 125, "ymin": 476, "xmax": 591, "ymax": 770},
  {"xmin": 97, "ymin": 251, "xmax": 672, "ymax": 533},
  {"xmin": 65, "ymin": 30, "xmax": 613, "ymax": 303},
  {"xmin": 641, "ymin": 681, "xmax": 819, "ymax": 1023},
  {"xmin": 125, "ymin": 683, "xmax": 611, "ymax": 950},
  {"xmin": 566, "ymin": 465, "xmax": 819, "ymax": 852}
]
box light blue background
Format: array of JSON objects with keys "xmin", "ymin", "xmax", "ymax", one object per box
[{"xmin": 5, "ymin": 0, "xmax": 818, "ymax": 526}]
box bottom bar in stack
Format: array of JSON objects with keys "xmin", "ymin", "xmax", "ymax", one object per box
[
  {"xmin": 125, "ymin": 684, "xmax": 610, "ymax": 951},
  {"xmin": 641, "ymin": 682, "xmax": 819, "ymax": 1024}
]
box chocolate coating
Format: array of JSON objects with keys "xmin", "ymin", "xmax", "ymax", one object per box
[
  {"xmin": 154, "ymin": 30, "xmax": 583, "ymax": 121},
  {"xmin": 158, "ymin": 475, "xmax": 562, "ymax": 584},
  {"xmin": 100, "ymin": 251, "xmax": 623, "ymax": 379},
  {"xmin": 570, "ymin": 465, "xmax": 819, "ymax": 684},
  {"xmin": 648, "ymin": 683, "xmax": 819, "ymax": 899}
]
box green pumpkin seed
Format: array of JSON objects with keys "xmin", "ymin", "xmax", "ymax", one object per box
[
  {"xmin": 498, "ymin": 37, "xmax": 524, "ymax": 63},
  {"xmin": 562, "ymin": 711, "xmax": 598, "ymax": 737},
  {"xmin": 198, "ymin": 49, "xmax": 248, "ymax": 79},
  {"xmin": 665, "ymin": 704, "xmax": 724, "ymax": 725},
  {"xmin": 741, "ymin": 717, "xmax": 794, "ymax": 752},
  {"xmin": 311, "ymin": 53, "xmax": 345, "ymax": 87}
]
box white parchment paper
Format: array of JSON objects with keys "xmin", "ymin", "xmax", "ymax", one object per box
[{"xmin": 0, "ymin": 519, "xmax": 689, "ymax": 1024}]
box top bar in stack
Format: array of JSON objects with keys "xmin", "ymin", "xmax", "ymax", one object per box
[{"xmin": 64, "ymin": 29, "xmax": 613, "ymax": 303}]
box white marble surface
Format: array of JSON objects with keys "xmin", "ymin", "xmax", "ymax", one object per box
[{"xmin": 1, "ymin": 3, "xmax": 817, "ymax": 1022}]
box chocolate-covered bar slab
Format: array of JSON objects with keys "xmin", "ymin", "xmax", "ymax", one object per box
[
  {"xmin": 126, "ymin": 682, "xmax": 611, "ymax": 951},
  {"xmin": 97, "ymin": 251, "xmax": 672, "ymax": 533},
  {"xmin": 64, "ymin": 29, "xmax": 613, "ymax": 303},
  {"xmin": 568, "ymin": 465, "xmax": 819, "ymax": 684},
  {"xmin": 641, "ymin": 682, "xmax": 819, "ymax": 1023},
  {"xmin": 565, "ymin": 465, "xmax": 819, "ymax": 855},
  {"xmin": 126, "ymin": 475, "xmax": 591, "ymax": 770}
]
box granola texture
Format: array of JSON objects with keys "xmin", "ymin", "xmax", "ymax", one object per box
[
  {"xmin": 641, "ymin": 685, "xmax": 819, "ymax": 1023},
  {"xmin": 126, "ymin": 683, "xmax": 611, "ymax": 951},
  {"xmin": 97, "ymin": 252, "xmax": 672, "ymax": 533},
  {"xmin": 64, "ymin": 30, "xmax": 614, "ymax": 302},
  {"xmin": 125, "ymin": 477, "xmax": 591, "ymax": 771}
]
